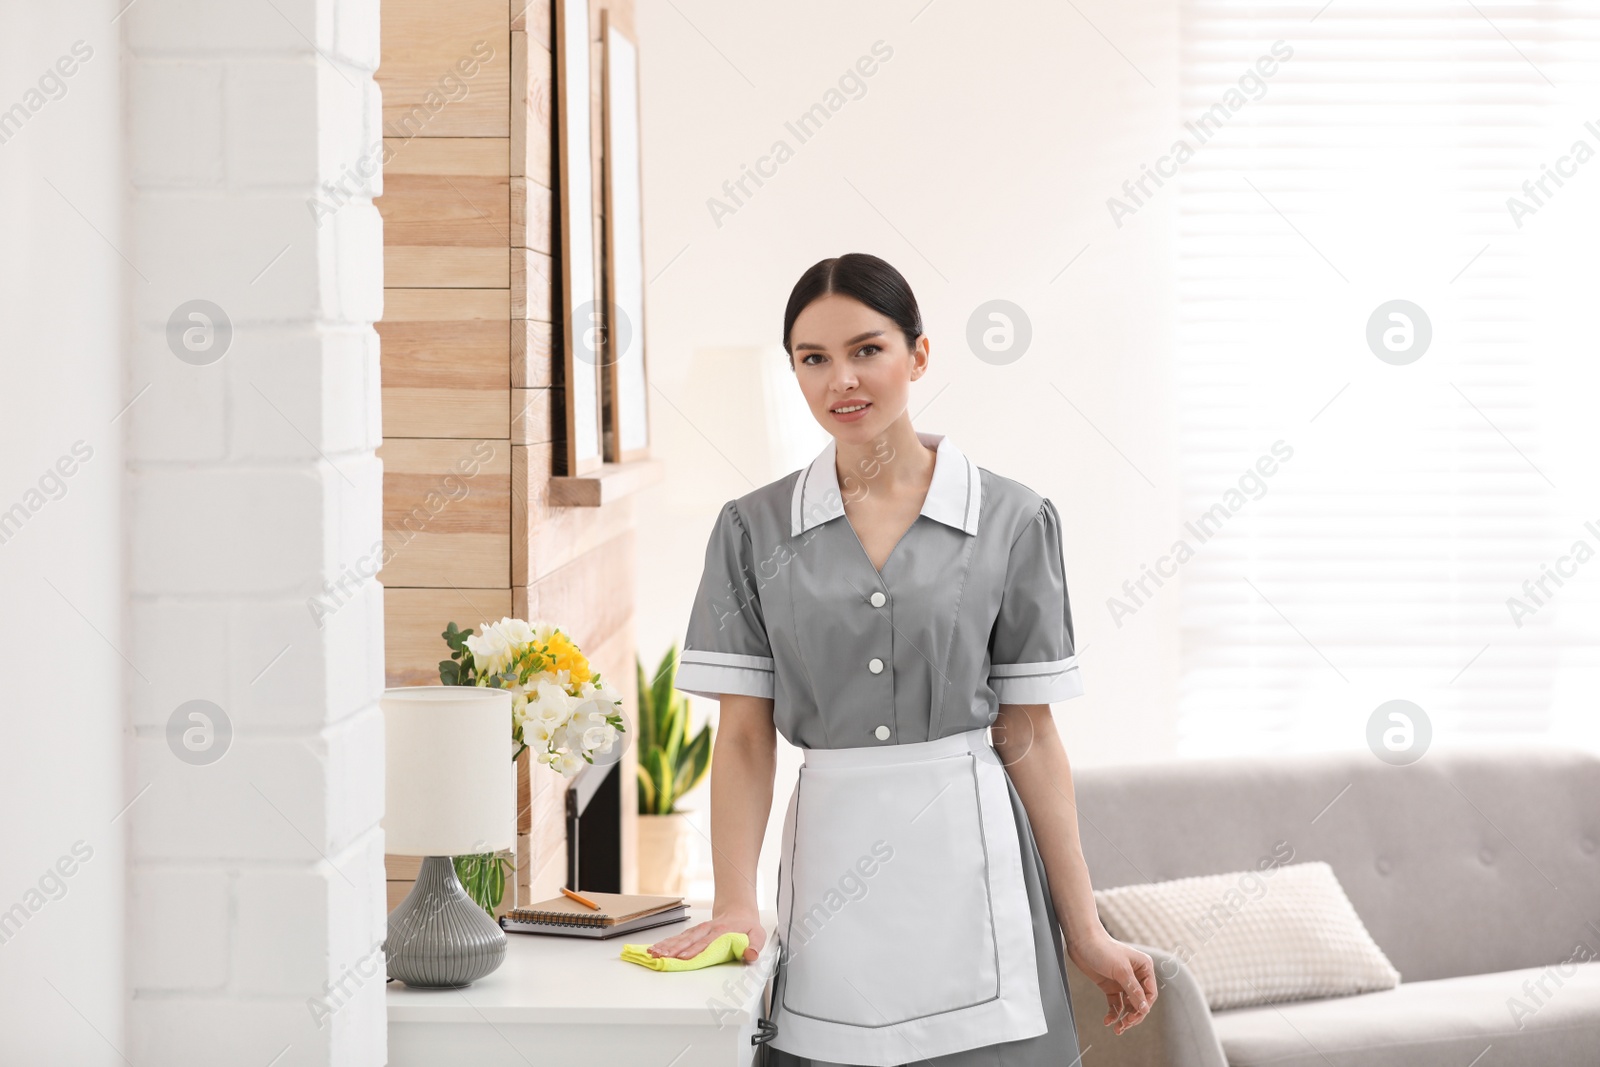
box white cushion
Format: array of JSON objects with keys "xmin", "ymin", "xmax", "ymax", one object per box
[{"xmin": 1093, "ymin": 860, "xmax": 1401, "ymax": 1011}]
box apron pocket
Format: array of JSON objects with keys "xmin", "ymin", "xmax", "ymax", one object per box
[{"xmin": 781, "ymin": 751, "xmax": 1000, "ymax": 1027}]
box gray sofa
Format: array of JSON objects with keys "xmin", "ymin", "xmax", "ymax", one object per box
[{"xmin": 1064, "ymin": 745, "xmax": 1600, "ymax": 1066}]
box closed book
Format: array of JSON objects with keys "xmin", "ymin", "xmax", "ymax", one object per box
[
  {"xmin": 504, "ymin": 891, "xmax": 684, "ymax": 926},
  {"xmin": 500, "ymin": 904, "xmax": 691, "ymax": 939}
]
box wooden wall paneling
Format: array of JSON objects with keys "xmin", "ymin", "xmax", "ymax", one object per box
[
  {"xmin": 511, "ymin": 319, "xmax": 555, "ymax": 389},
  {"xmin": 378, "ymin": 137, "xmax": 511, "ymax": 288},
  {"xmin": 387, "ymin": 879, "xmax": 415, "ymax": 912},
  {"xmin": 379, "ymin": 288, "xmax": 512, "ymax": 441},
  {"xmin": 534, "ymin": 479, "xmax": 640, "ymax": 579},
  {"xmin": 376, "ymin": 436, "xmax": 513, "ymax": 588},
  {"xmin": 512, "ymin": 318, "xmax": 554, "ymax": 445},
  {"xmin": 511, "ymin": 20, "xmax": 553, "ymax": 182},
  {"xmin": 515, "ymin": 719, "xmax": 564, "ymax": 902},
  {"xmin": 510, "ymin": 15, "xmax": 556, "ymax": 508},
  {"xmin": 511, "ymin": 0, "xmax": 552, "ymax": 43},
  {"xmin": 511, "ymin": 442, "xmax": 636, "ymax": 586},
  {"xmin": 379, "ymin": 0, "xmax": 510, "ymax": 138},
  {"xmin": 380, "ymin": 0, "xmax": 648, "ymax": 910},
  {"xmin": 511, "ymin": 386, "xmax": 553, "ymax": 445},
  {"xmin": 381, "ymin": 586, "xmax": 516, "ymax": 688},
  {"xmin": 518, "ymin": 527, "xmax": 635, "ymax": 652},
  {"xmin": 510, "ymin": 178, "xmax": 553, "ymax": 254},
  {"xmin": 519, "ymin": 761, "xmax": 564, "ymax": 900},
  {"xmin": 510, "ymin": 248, "xmax": 554, "ymax": 322}
]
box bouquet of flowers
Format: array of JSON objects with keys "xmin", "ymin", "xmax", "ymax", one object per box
[{"xmin": 440, "ymin": 617, "xmax": 627, "ymax": 778}]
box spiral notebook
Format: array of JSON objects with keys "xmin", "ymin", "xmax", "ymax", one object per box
[{"xmin": 500, "ymin": 892, "xmax": 689, "ymax": 939}]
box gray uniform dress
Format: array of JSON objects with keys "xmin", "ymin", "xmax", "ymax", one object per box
[{"xmin": 675, "ymin": 430, "xmax": 1085, "ymax": 1067}]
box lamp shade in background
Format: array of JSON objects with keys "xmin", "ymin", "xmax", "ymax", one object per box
[
  {"xmin": 684, "ymin": 345, "xmax": 823, "ymax": 484},
  {"xmin": 383, "ymin": 685, "xmax": 514, "ymax": 856}
]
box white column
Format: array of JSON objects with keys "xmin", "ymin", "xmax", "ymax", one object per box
[{"xmin": 123, "ymin": 0, "xmax": 387, "ymax": 1063}]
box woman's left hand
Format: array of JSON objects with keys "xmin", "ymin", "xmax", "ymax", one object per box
[{"xmin": 1066, "ymin": 931, "xmax": 1159, "ymax": 1035}]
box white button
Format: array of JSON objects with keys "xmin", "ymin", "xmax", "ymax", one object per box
[
  {"xmin": 874, "ymin": 725, "xmax": 891, "ymax": 741},
  {"xmin": 868, "ymin": 658, "xmax": 884, "ymax": 673},
  {"xmin": 870, "ymin": 591, "xmax": 886, "ymax": 607}
]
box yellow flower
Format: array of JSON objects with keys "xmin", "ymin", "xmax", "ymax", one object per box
[{"xmin": 543, "ymin": 630, "xmax": 592, "ymax": 687}]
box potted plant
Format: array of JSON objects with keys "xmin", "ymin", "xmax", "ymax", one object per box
[
  {"xmin": 438, "ymin": 617, "xmax": 626, "ymax": 915},
  {"xmin": 635, "ymin": 645, "xmax": 713, "ymax": 895}
]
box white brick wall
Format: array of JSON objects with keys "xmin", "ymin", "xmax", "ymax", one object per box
[{"xmin": 125, "ymin": 1, "xmax": 386, "ymax": 1063}]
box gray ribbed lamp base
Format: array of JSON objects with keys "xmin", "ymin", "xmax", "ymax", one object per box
[{"xmin": 385, "ymin": 855, "xmax": 508, "ymax": 988}]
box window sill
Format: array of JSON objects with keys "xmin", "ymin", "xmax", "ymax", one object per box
[{"xmin": 547, "ymin": 457, "xmax": 665, "ymax": 506}]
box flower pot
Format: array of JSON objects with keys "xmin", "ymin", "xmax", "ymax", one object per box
[{"xmin": 637, "ymin": 812, "xmax": 694, "ymax": 895}]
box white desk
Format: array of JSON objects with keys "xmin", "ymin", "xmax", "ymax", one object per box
[{"xmin": 388, "ymin": 906, "xmax": 780, "ymax": 1067}]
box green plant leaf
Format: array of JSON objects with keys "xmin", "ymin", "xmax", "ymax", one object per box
[
  {"xmin": 634, "ymin": 644, "xmax": 719, "ymax": 816},
  {"xmin": 636, "ymin": 657, "xmax": 657, "ymax": 756},
  {"xmin": 676, "ymin": 724, "xmax": 714, "ymax": 800},
  {"xmin": 652, "ymin": 747, "xmax": 679, "ymax": 816},
  {"xmin": 636, "ymin": 763, "xmax": 658, "ymax": 813},
  {"xmin": 650, "ymin": 646, "xmax": 678, "ymax": 737},
  {"xmin": 453, "ymin": 851, "xmax": 512, "ymax": 916},
  {"xmin": 661, "ymin": 694, "xmax": 685, "ymax": 769}
]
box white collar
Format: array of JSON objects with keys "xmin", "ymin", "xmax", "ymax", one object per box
[{"xmin": 790, "ymin": 430, "xmax": 982, "ymax": 538}]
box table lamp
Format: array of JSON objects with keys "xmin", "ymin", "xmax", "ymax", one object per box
[{"xmin": 383, "ymin": 685, "xmax": 514, "ymax": 988}]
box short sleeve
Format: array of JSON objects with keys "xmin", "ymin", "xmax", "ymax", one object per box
[
  {"xmin": 987, "ymin": 496, "xmax": 1083, "ymax": 704},
  {"xmin": 674, "ymin": 500, "xmax": 777, "ymax": 701}
]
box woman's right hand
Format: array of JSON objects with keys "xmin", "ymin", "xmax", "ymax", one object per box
[{"xmin": 645, "ymin": 904, "xmax": 766, "ymax": 963}]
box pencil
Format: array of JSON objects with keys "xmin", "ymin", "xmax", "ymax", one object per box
[{"xmin": 560, "ymin": 885, "xmax": 601, "ymax": 910}]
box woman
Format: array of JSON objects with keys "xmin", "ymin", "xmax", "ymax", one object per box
[{"xmin": 648, "ymin": 253, "xmax": 1157, "ymax": 1065}]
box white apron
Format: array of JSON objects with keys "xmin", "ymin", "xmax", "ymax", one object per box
[{"xmin": 766, "ymin": 725, "xmax": 1048, "ymax": 1066}]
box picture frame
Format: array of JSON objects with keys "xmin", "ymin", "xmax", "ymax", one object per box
[
  {"xmin": 600, "ymin": 10, "xmax": 651, "ymax": 463},
  {"xmin": 554, "ymin": 0, "xmax": 602, "ymax": 475}
]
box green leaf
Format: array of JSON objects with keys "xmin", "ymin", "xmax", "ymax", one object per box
[
  {"xmin": 649, "ymin": 747, "xmax": 677, "ymax": 815},
  {"xmin": 636, "ymin": 763, "xmax": 658, "ymax": 813},
  {"xmin": 650, "ymin": 646, "xmax": 678, "ymax": 734},
  {"xmin": 677, "ymin": 724, "xmax": 714, "ymax": 799},
  {"xmin": 636, "ymin": 657, "xmax": 658, "ymax": 755},
  {"xmin": 633, "ymin": 643, "xmax": 721, "ymax": 816},
  {"xmin": 453, "ymin": 851, "xmax": 510, "ymax": 917}
]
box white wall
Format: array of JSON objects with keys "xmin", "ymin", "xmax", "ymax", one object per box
[
  {"xmin": 0, "ymin": 4, "xmax": 126, "ymax": 1062},
  {"xmin": 2, "ymin": 1, "xmax": 389, "ymax": 1064},
  {"xmin": 632, "ymin": 1, "xmax": 1185, "ymax": 903},
  {"xmin": 120, "ymin": 1, "xmax": 388, "ymax": 1063}
]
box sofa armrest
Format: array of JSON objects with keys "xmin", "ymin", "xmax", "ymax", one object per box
[{"xmin": 1065, "ymin": 940, "xmax": 1229, "ymax": 1067}]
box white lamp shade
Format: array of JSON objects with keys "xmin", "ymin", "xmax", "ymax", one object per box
[{"xmin": 383, "ymin": 686, "xmax": 515, "ymax": 856}]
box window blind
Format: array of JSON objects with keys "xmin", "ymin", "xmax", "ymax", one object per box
[{"xmin": 1174, "ymin": 1, "xmax": 1600, "ymax": 755}]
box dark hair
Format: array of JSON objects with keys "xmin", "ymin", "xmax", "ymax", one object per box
[{"xmin": 781, "ymin": 253, "xmax": 924, "ymax": 360}]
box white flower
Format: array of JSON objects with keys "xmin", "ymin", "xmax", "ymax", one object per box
[
  {"xmin": 496, "ymin": 617, "xmax": 537, "ymax": 648},
  {"xmin": 582, "ymin": 724, "xmax": 616, "ymax": 754},
  {"xmin": 526, "ymin": 679, "xmax": 572, "ymax": 726},
  {"xmin": 553, "ymin": 750, "xmax": 587, "ymax": 777},
  {"xmin": 465, "ymin": 623, "xmax": 515, "ymax": 676},
  {"xmin": 572, "ymin": 679, "xmax": 621, "ymax": 715},
  {"xmin": 525, "ymin": 716, "xmax": 559, "ymax": 748}
]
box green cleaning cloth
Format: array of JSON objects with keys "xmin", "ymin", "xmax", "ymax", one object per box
[{"xmin": 620, "ymin": 931, "xmax": 750, "ymax": 971}]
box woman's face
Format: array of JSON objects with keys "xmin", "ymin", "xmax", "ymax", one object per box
[{"xmin": 790, "ymin": 292, "xmax": 928, "ymax": 443}]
